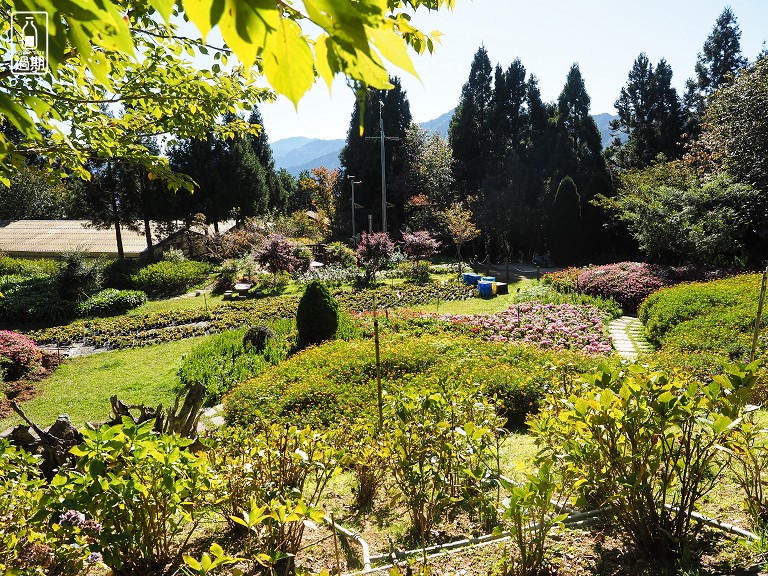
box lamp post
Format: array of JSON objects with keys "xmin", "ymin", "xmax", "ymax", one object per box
[{"xmin": 348, "ymin": 175, "xmax": 361, "ymax": 245}]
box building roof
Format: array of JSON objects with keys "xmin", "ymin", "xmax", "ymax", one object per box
[{"xmin": 0, "ymin": 220, "xmax": 149, "ymax": 258}]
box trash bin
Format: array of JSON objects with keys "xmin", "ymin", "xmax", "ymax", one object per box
[
  {"xmin": 495, "ymin": 282, "xmax": 509, "ymax": 295},
  {"xmin": 481, "ymin": 276, "xmax": 496, "ymax": 283}
]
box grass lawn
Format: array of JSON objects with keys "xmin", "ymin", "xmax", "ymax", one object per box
[
  {"xmin": 129, "ymin": 291, "xmax": 226, "ymax": 316},
  {"xmin": 414, "ymin": 278, "xmax": 535, "ymax": 315},
  {"xmin": 0, "ymin": 336, "xmax": 204, "ymax": 431}
]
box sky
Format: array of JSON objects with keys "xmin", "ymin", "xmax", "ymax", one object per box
[{"xmin": 256, "ymin": 0, "xmax": 768, "ymax": 143}]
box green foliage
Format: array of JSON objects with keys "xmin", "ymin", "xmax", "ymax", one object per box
[
  {"xmin": 182, "ymin": 543, "xmax": 242, "ymax": 576},
  {"xmin": 77, "ymin": 289, "xmax": 147, "ymax": 317},
  {"xmin": 325, "ymin": 242, "xmax": 357, "ymax": 268},
  {"xmin": 531, "ymin": 364, "xmax": 750, "ymax": 559},
  {"xmin": 103, "ymin": 258, "xmax": 144, "ymax": 290},
  {"xmin": 178, "ymin": 324, "xmax": 288, "ymax": 406},
  {"xmin": 0, "ymin": 256, "xmax": 61, "ymax": 277},
  {"xmin": 382, "ymin": 380, "xmax": 504, "ymax": 541},
  {"xmin": 243, "ymin": 324, "xmax": 276, "ymax": 354},
  {"xmin": 498, "ymin": 464, "xmax": 568, "ymax": 576},
  {"xmin": 45, "ymin": 419, "xmax": 215, "ymax": 575},
  {"xmin": 129, "ymin": 260, "xmax": 211, "ymax": 296},
  {"xmin": 56, "ymin": 251, "xmax": 104, "ymax": 301},
  {"xmin": 548, "ymin": 176, "xmax": 582, "ymax": 265},
  {"xmin": 225, "ymin": 335, "xmax": 603, "ymax": 431},
  {"xmin": 638, "ymin": 274, "xmax": 763, "ymax": 375},
  {"xmin": 296, "ymin": 281, "xmax": 339, "ymax": 346},
  {"xmin": 208, "ymin": 424, "xmax": 339, "ymax": 572}
]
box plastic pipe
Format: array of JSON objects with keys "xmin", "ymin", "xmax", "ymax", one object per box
[
  {"xmin": 324, "ymin": 515, "xmax": 371, "ymax": 571},
  {"xmin": 662, "ymin": 504, "xmax": 759, "ymax": 541}
]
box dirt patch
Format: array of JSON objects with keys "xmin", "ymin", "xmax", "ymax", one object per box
[{"xmin": 0, "ymin": 352, "xmax": 65, "ymax": 419}]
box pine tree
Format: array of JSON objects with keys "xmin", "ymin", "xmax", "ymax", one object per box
[
  {"xmin": 248, "ymin": 107, "xmax": 287, "ymax": 213},
  {"xmin": 608, "ymin": 54, "xmax": 685, "ymax": 170},
  {"xmin": 685, "ymin": 7, "xmax": 747, "ymax": 133},
  {"xmin": 338, "ymin": 77, "xmax": 412, "ymax": 236},
  {"xmin": 449, "ymin": 46, "xmax": 493, "ymax": 199},
  {"xmin": 548, "ymin": 176, "xmax": 583, "ymax": 265}
]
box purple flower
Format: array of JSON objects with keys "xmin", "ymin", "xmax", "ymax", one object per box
[
  {"xmin": 60, "ymin": 510, "xmax": 86, "ymax": 527},
  {"xmin": 87, "ymin": 552, "xmax": 102, "ymax": 564}
]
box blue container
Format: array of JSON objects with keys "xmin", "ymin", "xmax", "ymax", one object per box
[
  {"xmin": 463, "ymin": 273, "xmax": 481, "ymax": 286},
  {"xmin": 477, "ymin": 280, "xmax": 494, "ymax": 298},
  {"xmin": 481, "ymin": 276, "xmax": 496, "ymax": 283},
  {"xmin": 462, "ymin": 272, "xmax": 474, "ymax": 285}
]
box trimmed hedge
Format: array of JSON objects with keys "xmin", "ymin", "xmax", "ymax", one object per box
[
  {"xmin": 224, "ymin": 334, "xmax": 605, "ymax": 430},
  {"xmin": 296, "ymin": 281, "xmax": 339, "ymax": 345}
]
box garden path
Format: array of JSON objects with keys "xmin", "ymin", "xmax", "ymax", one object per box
[{"xmin": 608, "ymin": 316, "xmax": 653, "ymax": 360}]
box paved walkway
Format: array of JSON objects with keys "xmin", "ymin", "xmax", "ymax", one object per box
[{"xmin": 608, "ymin": 316, "xmax": 653, "ymax": 360}]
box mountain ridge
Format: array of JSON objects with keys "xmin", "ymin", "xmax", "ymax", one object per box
[{"xmin": 272, "ymin": 111, "xmax": 620, "ymax": 176}]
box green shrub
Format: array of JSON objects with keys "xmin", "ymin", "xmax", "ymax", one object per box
[
  {"xmin": 325, "ymin": 242, "xmax": 357, "ymax": 268},
  {"xmin": 178, "ymin": 324, "xmax": 288, "ymax": 405},
  {"xmin": 0, "ymin": 256, "xmax": 61, "ymax": 277},
  {"xmin": 224, "ymin": 335, "xmax": 603, "ymax": 430},
  {"xmin": 531, "ymin": 363, "xmax": 750, "ymax": 559},
  {"xmin": 77, "ymin": 289, "xmax": 147, "ymax": 317},
  {"xmin": 242, "ymin": 324, "xmax": 275, "ymax": 353},
  {"xmin": 293, "ymin": 242, "xmax": 313, "ymax": 272},
  {"xmin": 103, "ymin": 258, "xmax": 143, "ymax": 289},
  {"xmin": 56, "ymin": 251, "xmax": 104, "ymax": 301},
  {"xmin": 129, "ymin": 260, "xmax": 211, "ymax": 295},
  {"xmin": 0, "ymin": 275, "xmax": 78, "ymax": 323},
  {"xmin": 296, "ymin": 280, "xmax": 339, "ymax": 346},
  {"xmin": 45, "ymin": 419, "xmax": 215, "ymax": 575}
]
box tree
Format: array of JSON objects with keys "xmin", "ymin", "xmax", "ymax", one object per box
[
  {"xmin": 0, "ymin": 162, "xmax": 74, "ymax": 219},
  {"xmin": 1, "ymin": 0, "xmax": 455, "ymax": 185},
  {"xmin": 247, "ymin": 107, "xmax": 287, "ymax": 213},
  {"xmin": 401, "ymin": 230, "xmax": 440, "ymax": 262},
  {"xmin": 450, "ymin": 46, "xmax": 494, "ymax": 199},
  {"xmin": 686, "ymin": 7, "xmax": 748, "ymax": 122},
  {"xmin": 440, "ymin": 203, "xmax": 480, "ymax": 273},
  {"xmin": 356, "ymin": 232, "xmax": 395, "ymax": 284},
  {"xmin": 692, "ymin": 57, "xmax": 768, "ymax": 194},
  {"xmin": 298, "ymin": 167, "xmax": 340, "ymax": 239},
  {"xmin": 339, "ymin": 78, "xmax": 412, "ymax": 234},
  {"xmin": 548, "ymin": 176, "xmax": 583, "ymax": 265},
  {"xmin": 608, "ymin": 54, "xmax": 685, "ymax": 170},
  {"xmin": 257, "ymin": 234, "xmax": 299, "ymax": 278}
]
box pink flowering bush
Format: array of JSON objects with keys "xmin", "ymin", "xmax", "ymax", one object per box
[
  {"xmin": 0, "ymin": 330, "xmax": 42, "ymax": 379},
  {"xmin": 544, "ymin": 262, "xmax": 735, "ymax": 313},
  {"xmin": 352, "ymin": 303, "xmax": 612, "ymax": 356}
]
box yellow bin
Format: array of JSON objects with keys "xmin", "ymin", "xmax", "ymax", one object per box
[{"xmin": 492, "ymin": 282, "xmax": 497, "ymax": 295}]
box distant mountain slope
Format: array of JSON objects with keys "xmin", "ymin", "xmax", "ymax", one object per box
[
  {"xmin": 419, "ymin": 109, "xmax": 454, "ymax": 139},
  {"xmin": 272, "ymin": 111, "xmax": 622, "ymax": 176},
  {"xmin": 593, "ymin": 112, "xmax": 625, "ymax": 149}
]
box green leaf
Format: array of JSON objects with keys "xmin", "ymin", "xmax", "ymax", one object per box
[
  {"xmin": 367, "ymin": 25, "xmax": 418, "ymax": 78},
  {"xmin": 263, "ymin": 17, "xmax": 315, "ymax": 107},
  {"xmin": 218, "ymin": 0, "xmax": 278, "ymax": 70}
]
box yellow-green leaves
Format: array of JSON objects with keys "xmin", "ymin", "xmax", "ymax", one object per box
[
  {"xmin": 217, "ymin": 0, "xmax": 279, "ymax": 70},
  {"xmin": 262, "ymin": 17, "xmax": 314, "ymax": 107}
]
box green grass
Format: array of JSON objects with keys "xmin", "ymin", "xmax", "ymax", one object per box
[
  {"xmin": 0, "ymin": 337, "xmax": 204, "ymax": 430},
  {"xmin": 413, "ymin": 278, "xmax": 534, "ymax": 315},
  {"xmin": 128, "ymin": 291, "xmax": 226, "ymax": 316}
]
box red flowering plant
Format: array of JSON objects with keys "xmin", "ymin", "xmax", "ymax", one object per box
[{"xmin": 0, "ymin": 330, "xmax": 42, "ymax": 380}]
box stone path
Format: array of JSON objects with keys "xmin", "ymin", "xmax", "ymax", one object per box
[
  {"xmin": 608, "ymin": 316, "xmax": 654, "ymax": 360},
  {"xmin": 199, "ymin": 403, "xmax": 226, "ymax": 431}
]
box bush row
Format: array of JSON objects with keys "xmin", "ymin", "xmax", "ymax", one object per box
[
  {"xmin": 225, "ymin": 334, "xmax": 605, "ymax": 430},
  {"xmin": 544, "ymin": 261, "xmax": 734, "ymax": 313}
]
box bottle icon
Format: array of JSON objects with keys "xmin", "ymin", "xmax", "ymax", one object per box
[{"xmin": 22, "ymin": 17, "xmax": 37, "ymax": 50}]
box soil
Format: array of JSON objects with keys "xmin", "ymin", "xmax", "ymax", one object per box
[{"xmin": 0, "ymin": 352, "xmax": 64, "ymax": 419}]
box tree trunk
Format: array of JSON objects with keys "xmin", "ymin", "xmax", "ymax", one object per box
[
  {"xmin": 109, "ymin": 163, "xmax": 125, "ymax": 259},
  {"xmin": 140, "ymin": 174, "xmax": 153, "ymax": 251}
]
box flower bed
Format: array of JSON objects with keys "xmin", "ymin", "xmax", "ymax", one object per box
[
  {"xmin": 544, "ymin": 262, "xmax": 734, "ymax": 313},
  {"xmin": 352, "ymin": 302, "xmax": 612, "ymax": 356}
]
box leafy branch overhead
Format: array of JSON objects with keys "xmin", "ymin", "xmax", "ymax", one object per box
[{"xmin": 1, "ymin": 0, "xmax": 455, "ymax": 185}]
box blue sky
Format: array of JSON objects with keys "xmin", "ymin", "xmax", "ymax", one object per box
[{"xmin": 257, "ymin": 0, "xmax": 768, "ymax": 143}]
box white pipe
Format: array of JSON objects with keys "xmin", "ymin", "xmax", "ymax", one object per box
[
  {"xmin": 324, "ymin": 515, "xmax": 371, "ymax": 571},
  {"xmin": 662, "ymin": 504, "xmax": 759, "ymax": 541}
]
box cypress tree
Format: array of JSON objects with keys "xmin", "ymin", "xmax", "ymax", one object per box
[{"xmin": 548, "ymin": 176, "xmax": 583, "ymax": 265}]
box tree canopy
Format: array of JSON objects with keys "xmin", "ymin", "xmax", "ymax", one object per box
[{"xmin": 1, "ymin": 0, "xmax": 456, "ymax": 185}]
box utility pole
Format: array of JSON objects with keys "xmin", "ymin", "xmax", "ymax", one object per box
[
  {"xmin": 348, "ymin": 175, "xmax": 361, "ymax": 245},
  {"xmin": 366, "ymin": 100, "xmax": 399, "ymax": 233}
]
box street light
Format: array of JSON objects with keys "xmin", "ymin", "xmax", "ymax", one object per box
[{"xmin": 348, "ymin": 175, "xmax": 361, "ymax": 245}]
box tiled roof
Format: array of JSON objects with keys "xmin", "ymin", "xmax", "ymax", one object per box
[{"xmin": 0, "ymin": 220, "xmax": 149, "ymax": 257}]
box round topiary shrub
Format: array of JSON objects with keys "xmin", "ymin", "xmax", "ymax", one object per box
[
  {"xmin": 243, "ymin": 324, "xmax": 276, "ymax": 354},
  {"xmin": 0, "ymin": 330, "xmax": 43, "ymax": 380},
  {"xmin": 296, "ymin": 280, "xmax": 339, "ymax": 346}
]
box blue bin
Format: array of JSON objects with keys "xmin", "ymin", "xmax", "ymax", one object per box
[
  {"xmin": 477, "ymin": 280, "xmax": 494, "ymax": 298},
  {"xmin": 481, "ymin": 276, "xmax": 496, "ymax": 283},
  {"xmin": 464, "ymin": 273, "xmax": 481, "ymax": 286},
  {"xmin": 462, "ymin": 273, "xmax": 474, "ymax": 285}
]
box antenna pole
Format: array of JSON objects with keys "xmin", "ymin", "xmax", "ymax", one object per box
[{"xmin": 379, "ymin": 100, "xmax": 387, "ymax": 233}]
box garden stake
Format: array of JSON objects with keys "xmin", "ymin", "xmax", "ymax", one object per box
[
  {"xmin": 750, "ymin": 267, "xmax": 768, "ymax": 363},
  {"xmin": 374, "ymin": 294, "xmax": 383, "ymax": 433},
  {"xmin": 331, "ymin": 513, "xmax": 341, "ymax": 575}
]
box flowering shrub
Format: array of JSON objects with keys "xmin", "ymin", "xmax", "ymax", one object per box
[
  {"xmin": 356, "ymin": 232, "xmax": 394, "ymax": 283},
  {"xmin": 0, "ymin": 330, "xmax": 42, "ymax": 379},
  {"xmin": 256, "ymin": 234, "xmax": 299, "ymax": 277},
  {"xmin": 544, "ymin": 262, "xmax": 735, "ymax": 313},
  {"xmin": 401, "ymin": 230, "xmax": 441, "ymax": 261},
  {"xmin": 382, "ymin": 303, "xmax": 612, "ymax": 356}
]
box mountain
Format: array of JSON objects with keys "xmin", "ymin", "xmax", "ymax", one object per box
[
  {"xmin": 419, "ymin": 109, "xmax": 454, "ymax": 139},
  {"xmin": 593, "ymin": 112, "xmax": 625, "ymax": 149},
  {"xmin": 272, "ymin": 111, "xmax": 623, "ymax": 176}
]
